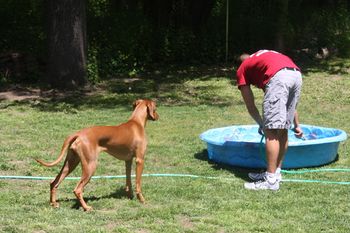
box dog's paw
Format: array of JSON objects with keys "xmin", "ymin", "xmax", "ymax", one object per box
[
  {"xmin": 50, "ymin": 202, "xmax": 60, "ymax": 208},
  {"xmin": 136, "ymin": 193, "xmax": 145, "ymax": 204},
  {"xmin": 83, "ymin": 206, "xmax": 93, "ymax": 212},
  {"xmin": 126, "ymin": 192, "xmax": 134, "ymax": 200},
  {"xmin": 125, "ymin": 187, "xmax": 134, "ymax": 199}
]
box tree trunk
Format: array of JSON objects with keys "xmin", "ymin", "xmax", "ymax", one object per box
[
  {"xmin": 275, "ymin": 0, "xmax": 289, "ymax": 52},
  {"xmin": 47, "ymin": 0, "xmax": 87, "ymax": 89}
]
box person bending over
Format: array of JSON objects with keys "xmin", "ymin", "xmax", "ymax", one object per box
[{"xmin": 236, "ymin": 50, "xmax": 303, "ymax": 190}]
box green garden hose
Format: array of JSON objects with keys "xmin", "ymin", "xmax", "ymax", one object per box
[{"xmin": 1, "ymin": 171, "xmax": 350, "ymax": 185}]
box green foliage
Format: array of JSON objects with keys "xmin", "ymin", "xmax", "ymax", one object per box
[
  {"xmin": 0, "ymin": 0, "xmax": 45, "ymax": 84},
  {"xmin": 287, "ymin": 1, "xmax": 350, "ymax": 57},
  {"xmin": 0, "ymin": 0, "xmax": 44, "ymax": 53},
  {"xmin": 1, "ymin": 0, "xmax": 350, "ymax": 84},
  {"xmin": 87, "ymin": 1, "xmax": 152, "ymax": 80},
  {"xmin": 86, "ymin": 43, "xmax": 100, "ymax": 84}
]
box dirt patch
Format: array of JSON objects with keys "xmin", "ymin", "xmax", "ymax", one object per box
[
  {"xmin": 0, "ymin": 85, "xmax": 102, "ymax": 102},
  {"xmin": 0, "ymin": 86, "xmax": 42, "ymax": 101},
  {"xmin": 176, "ymin": 215, "xmax": 194, "ymax": 230}
]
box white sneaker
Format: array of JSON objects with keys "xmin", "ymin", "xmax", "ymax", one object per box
[
  {"xmin": 244, "ymin": 177, "xmax": 280, "ymax": 191},
  {"xmin": 248, "ymin": 171, "xmax": 282, "ymax": 182}
]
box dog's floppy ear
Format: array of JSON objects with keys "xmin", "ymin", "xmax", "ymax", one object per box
[
  {"xmin": 133, "ymin": 99, "xmax": 143, "ymax": 109},
  {"xmin": 146, "ymin": 100, "xmax": 159, "ymax": 121}
]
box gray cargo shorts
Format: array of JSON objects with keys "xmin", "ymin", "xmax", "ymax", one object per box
[{"xmin": 263, "ymin": 68, "xmax": 302, "ymax": 129}]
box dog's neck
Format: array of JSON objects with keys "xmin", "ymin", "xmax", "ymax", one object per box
[{"xmin": 129, "ymin": 105, "xmax": 148, "ymax": 127}]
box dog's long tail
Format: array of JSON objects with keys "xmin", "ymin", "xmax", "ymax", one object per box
[{"xmin": 35, "ymin": 134, "xmax": 79, "ymax": 167}]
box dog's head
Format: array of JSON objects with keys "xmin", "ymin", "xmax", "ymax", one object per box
[{"xmin": 133, "ymin": 99, "xmax": 159, "ymax": 121}]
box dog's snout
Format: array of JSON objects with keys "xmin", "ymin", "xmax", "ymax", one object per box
[{"xmin": 153, "ymin": 112, "xmax": 159, "ymax": 121}]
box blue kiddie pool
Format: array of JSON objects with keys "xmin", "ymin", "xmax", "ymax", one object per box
[{"xmin": 200, "ymin": 125, "xmax": 347, "ymax": 169}]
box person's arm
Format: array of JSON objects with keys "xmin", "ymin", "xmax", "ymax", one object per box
[
  {"xmin": 293, "ymin": 111, "xmax": 303, "ymax": 138},
  {"xmin": 240, "ymin": 85, "xmax": 263, "ymax": 128}
]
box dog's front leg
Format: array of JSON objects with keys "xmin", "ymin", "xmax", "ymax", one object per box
[
  {"xmin": 125, "ymin": 160, "xmax": 133, "ymax": 199},
  {"xmin": 135, "ymin": 157, "xmax": 145, "ymax": 203}
]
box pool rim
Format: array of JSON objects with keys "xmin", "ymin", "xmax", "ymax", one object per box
[{"xmin": 200, "ymin": 124, "xmax": 348, "ymax": 146}]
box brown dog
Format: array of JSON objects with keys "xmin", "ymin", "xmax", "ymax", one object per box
[{"xmin": 35, "ymin": 99, "xmax": 159, "ymax": 211}]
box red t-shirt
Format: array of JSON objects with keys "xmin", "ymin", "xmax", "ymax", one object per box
[{"xmin": 236, "ymin": 50, "xmax": 300, "ymax": 89}]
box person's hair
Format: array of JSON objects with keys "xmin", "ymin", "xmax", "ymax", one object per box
[{"xmin": 239, "ymin": 53, "xmax": 250, "ymax": 62}]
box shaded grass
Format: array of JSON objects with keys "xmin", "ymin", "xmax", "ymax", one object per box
[{"xmin": 0, "ymin": 61, "xmax": 349, "ymax": 233}]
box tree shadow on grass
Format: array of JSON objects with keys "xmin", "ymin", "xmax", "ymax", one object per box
[
  {"xmin": 291, "ymin": 51, "xmax": 350, "ymax": 75},
  {"xmin": 194, "ymin": 149, "xmax": 261, "ymax": 182},
  {"xmin": 1, "ymin": 59, "xmax": 348, "ymax": 112},
  {"xmin": 0, "ymin": 64, "xmax": 235, "ymax": 112},
  {"xmin": 0, "ymin": 87, "xmax": 139, "ymax": 112}
]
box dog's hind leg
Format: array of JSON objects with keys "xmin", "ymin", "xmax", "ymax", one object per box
[
  {"xmin": 73, "ymin": 160, "xmax": 97, "ymax": 211},
  {"xmin": 70, "ymin": 139, "xmax": 98, "ymax": 211},
  {"xmin": 125, "ymin": 160, "xmax": 133, "ymax": 199},
  {"xmin": 50, "ymin": 150, "xmax": 80, "ymax": 208}
]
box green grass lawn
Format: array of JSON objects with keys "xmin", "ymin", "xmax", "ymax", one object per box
[{"xmin": 0, "ymin": 62, "xmax": 349, "ymax": 233}]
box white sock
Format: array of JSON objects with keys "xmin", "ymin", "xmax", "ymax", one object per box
[
  {"xmin": 276, "ymin": 167, "xmax": 281, "ymax": 174},
  {"xmin": 266, "ymin": 172, "xmax": 277, "ymax": 183}
]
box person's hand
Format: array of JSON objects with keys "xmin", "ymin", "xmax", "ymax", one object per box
[{"xmin": 294, "ymin": 126, "xmax": 303, "ymax": 138}]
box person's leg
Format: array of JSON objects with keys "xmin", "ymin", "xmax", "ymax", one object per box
[
  {"xmin": 244, "ymin": 128, "xmax": 281, "ymax": 190},
  {"xmin": 264, "ymin": 128, "xmax": 280, "ymax": 174},
  {"xmin": 248, "ymin": 130, "xmax": 284, "ymax": 181},
  {"xmin": 264, "ymin": 129, "xmax": 286, "ymax": 185},
  {"xmin": 277, "ymin": 129, "xmax": 288, "ymax": 169}
]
